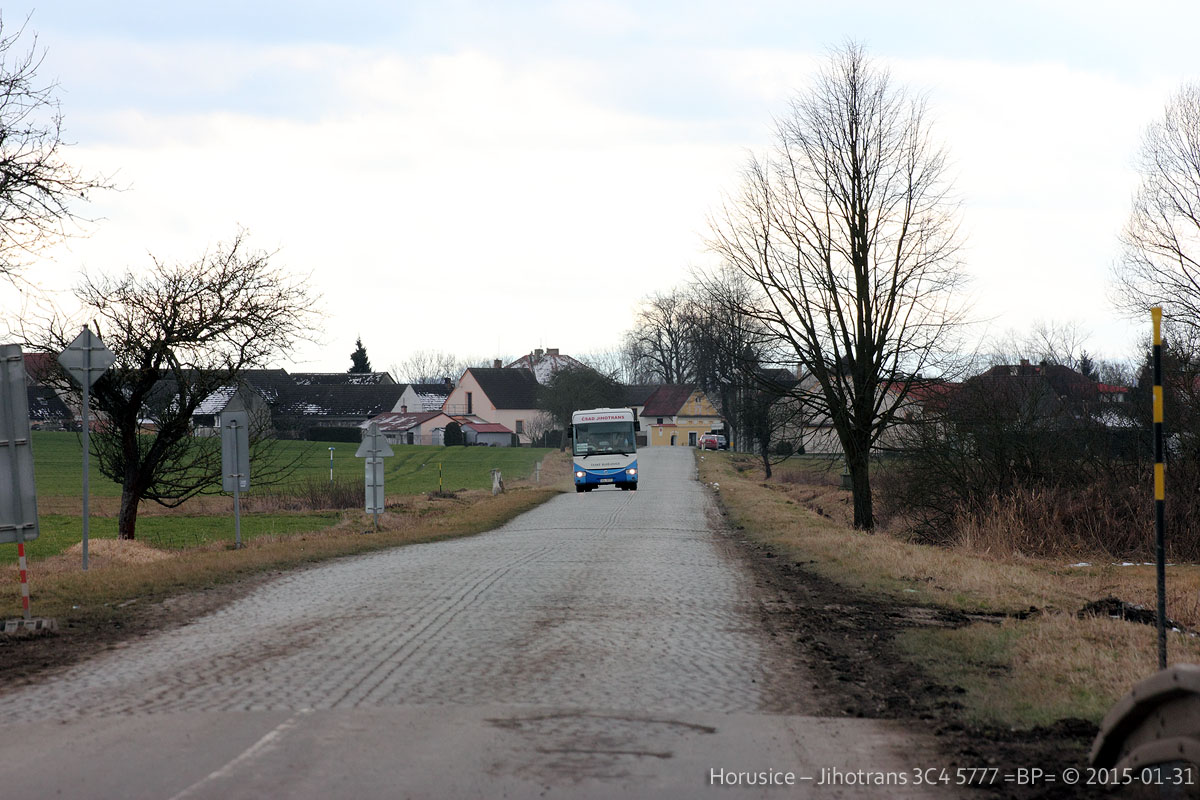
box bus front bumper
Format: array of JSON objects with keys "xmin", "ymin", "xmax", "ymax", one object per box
[{"xmin": 573, "ymin": 464, "xmax": 638, "ymax": 488}]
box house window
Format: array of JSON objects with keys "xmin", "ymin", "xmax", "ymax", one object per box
[
  {"xmin": 515, "ymin": 419, "xmax": 524, "ymax": 434},
  {"xmin": 467, "ymin": 391, "xmax": 473, "ymax": 415},
  {"xmin": 656, "ymin": 417, "xmax": 663, "ymax": 425},
  {"xmin": 689, "ymin": 431, "xmax": 697, "ymax": 446}
]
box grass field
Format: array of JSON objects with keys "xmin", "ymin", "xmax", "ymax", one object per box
[
  {"xmin": 31, "ymin": 431, "xmax": 552, "ymax": 497},
  {"xmin": 13, "ymin": 431, "xmax": 555, "ymax": 564}
]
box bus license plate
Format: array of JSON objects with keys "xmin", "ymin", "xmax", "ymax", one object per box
[{"xmin": 600, "ymin": 478, "xmax": 613, "ymax": 483}]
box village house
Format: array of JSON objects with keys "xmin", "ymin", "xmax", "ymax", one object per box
[
  {"xmin": 640, "ymin": 384, "xmax": 723, "ymax": 447},
  {"xmin": 442, "ymin": 364, "xmax": 540, "ymax": 444},
  {"xmin": 363, "ymin": 409, "xmax": 456, "ymax": 445},
  {"xmin": 399, "ymin": 380, "xmax": 455, "ymax": 412}
]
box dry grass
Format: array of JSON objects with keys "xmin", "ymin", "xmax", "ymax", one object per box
[{"xmin": 701, "ymin": 450, "xmax": 1200, "ymax": 727}]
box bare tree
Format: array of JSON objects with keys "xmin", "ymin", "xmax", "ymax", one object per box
[
  {"xmin": 626, "ymin": 288, "xmax": 698, "ymax": 384},
  {"xmin": 392, "ymin": 350, "xmax": 468, "ymax": 384},
  {"xmin": 0, "ymin": 15, "xmax": 111, "ymax": 283},
  {"xmin": 988, "ymin": 320, "xmax": 1091, "ymax": 370},
  {"xmin": 28, "ymin": 232, "xmax": 318, "ymax": 539},
  {"xmin": 1115, "ymin": 82, "xmax": 1200, "ymax": 332},
  {"xmin": 708, "ymin": 43, "xmax": 967, "ymax": 529}
]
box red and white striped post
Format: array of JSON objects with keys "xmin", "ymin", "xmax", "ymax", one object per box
[{"xmin": 17, "ymin": 539, "xmax": 31, "ymax": 621}]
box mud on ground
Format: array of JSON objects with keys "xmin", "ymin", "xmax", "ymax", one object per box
[{"xmin": 727, "ymin": 526, "xmax": 1150, "ymax": 800}]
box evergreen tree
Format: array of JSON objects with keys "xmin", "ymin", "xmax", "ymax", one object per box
[
  {"xmin": 1079, "ymin": 350, "xmax": 1098, "ymax": 380},
  {"xmin": 350, "ymin": 337, "xmax": 372, "ymax": 373}
]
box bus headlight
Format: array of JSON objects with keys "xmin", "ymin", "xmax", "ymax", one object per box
[
  {"xmin": 626, "ymin": 468, "xmax": 637, "ymax": 476},
  {"xmin": 575, "ymin": 471, "xmax": 585, "ymax": 478}
]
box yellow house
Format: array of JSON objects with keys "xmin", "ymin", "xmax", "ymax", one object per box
[{"xmin": 640, "ymin": 385, "xmax": 723, "ymax": 447}]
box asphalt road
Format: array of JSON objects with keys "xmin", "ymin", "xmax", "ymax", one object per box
[{"xmin": 0, "ymin": 447, "xmax": 944, "ymax": 799}]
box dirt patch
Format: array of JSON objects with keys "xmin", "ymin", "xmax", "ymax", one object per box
[{"xmin": 722, "ymin": 529, "xmax": 1121, "ymax": 800}]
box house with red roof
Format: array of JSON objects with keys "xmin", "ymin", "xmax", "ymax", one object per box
[
  {"xmin": 640, "ymin": 384, "xmax": 723, "ymax": 447},
  {"xmin": 363, "ymin": 410, "xmax": 457, "ymax": 446},
  {"xmin": 461, "ymin": 421, "xmax": 515, "ymax": 446}
]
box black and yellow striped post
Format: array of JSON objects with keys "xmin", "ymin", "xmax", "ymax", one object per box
[{"xmin": 1152, "ymin": 306, "xmax": 1166, "ymax": 669}]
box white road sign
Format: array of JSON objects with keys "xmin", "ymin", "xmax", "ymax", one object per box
[
  {"xmin": 57, "ymin": 327, "xmax": 115, "ymax": 388},
  {"xmin": 0, "ymin": 344, "xmax": 39, "ymax": 544},
  {"xmin": 357, "ymin": 422, "xmax": 393, "ymax": 517}
]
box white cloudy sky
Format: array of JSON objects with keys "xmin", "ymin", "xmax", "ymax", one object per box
[{"xmin": 1, "ymin": 0, "xmax": 1196, "ymax": 372}]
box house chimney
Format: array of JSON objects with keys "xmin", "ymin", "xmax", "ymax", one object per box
[
  {"xmin": 443, "ymin": 376, "xmax": 451, "ymax": 385},
  {"xmin": 534, "ymin": 348, "xmax": 544, "ymax": 358},
  {"xmin": 1020, "ymin": 358, "xmax": 1030, "ymax": 367},
  {"xmin": 493, "ymin": 359, "xmax": 502, "ymax": 369},
  {"xmin": 547, "ymin": 348, "xmax": 559, "ymax": 356}
]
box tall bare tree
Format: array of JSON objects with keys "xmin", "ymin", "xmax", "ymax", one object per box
[
  {"xmin": 29, "ymin": 232, "xmax": 318, "ymax": 539},
  {"xmin": 1115, "ymin": 82, "xmax": 1200, "ymax": 332},
  {"xmin": 708, "ymin": 43, "xmax": 967, "ymax": 529},
  {"xmin": 626, "ymin": 288, "xmax": 698, "ymax": 384},
  {"xmin": 0, "ymin": 15, "xmax": 110, "ymax": 283}
]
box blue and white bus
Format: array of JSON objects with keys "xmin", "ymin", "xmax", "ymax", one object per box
[{"xmin": 571, "ymin": 408, "xmax": 638, "ymax": 492}]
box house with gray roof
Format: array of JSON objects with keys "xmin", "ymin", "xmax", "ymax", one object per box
[{"xmin": 442, "ymin": 364, "xmax": 541, "ymax": 444}]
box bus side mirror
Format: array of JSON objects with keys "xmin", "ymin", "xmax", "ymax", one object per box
[{"xmin": 634, "ymin": 419, "xmax": 640, "ymax": 432}]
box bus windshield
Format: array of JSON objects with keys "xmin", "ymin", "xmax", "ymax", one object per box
[{"xmin": 573, "ymin": 421, "xmax": 635, "ymax": 457}]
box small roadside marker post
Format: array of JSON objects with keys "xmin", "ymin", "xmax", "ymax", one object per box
[
  {"xmin": 221, "ymin": 412, "xmax": 250, "ymax": 549},
  {"xmin": 1152, "ymin": 307, "xmax": 1167, "ymax": 670},
  {"xmin": 56, "ymin": 326, "xmax": 115, "ymax": 570},
  {"xmin": 356, "ymin": 423, "xmax": 394, "ymax": 531}
]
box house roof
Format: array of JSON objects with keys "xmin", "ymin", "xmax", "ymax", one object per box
[
  {"xmin": 237, "ymin": 369, "xmax": 296, "ymax": 403},
  {"xmin": 28, "ymin": 386, "xmax": 71, "ymax": 421},
  {"xmin": 468, "ymin": 367, "xmax": 539, "ymax": 409},
  {"xmin": 272, "ymin": 384, "xmax": 405, "ymax": 418},
  {"xmin": 624, "ymin": 384, "xmax": 660, "ymax": 407},
  {"xmin": 642, "ymin": 384, "xmax": 700, "ymax": 417},
  {"xmin": 978, "ymin": 363, "xmax": 1128, "ymax": 404},
  {"xmin": 463, "ymin": 421, "xmax": 512, "ymax": 434},
  {"xmin": 292, "ymin": 371, "xmax": 395, "ymax": 386},
  {"xmin": 405, "ymin": 382, "xmax": 454, "ymax": 411},
  {"xmin": 365, "ymin": 410, "xmax": 446, "ymax": 432},
  {"xmin": 505, "ymin": 350, "xmax": 586, "ymax": 383},
  {"xmin": 409, "ymin": 382, "xmax": 454, "ymax": 396},
  {"xmin": 194, "ymin": 385, "xmax": 239, "ymax": 416}
]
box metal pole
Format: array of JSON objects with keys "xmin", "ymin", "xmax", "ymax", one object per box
[
  {"xmin": 16, "ymin": 532, "xmax": 30, "ymax": 621},
  {"xmin": 81, "ymin": 358, "xmax": 90, "ymax": 571},
  {"xmin": 232, "ymin": 419, "xmax": 242, "ymax": 550},
  {"xmin": 1152, "ymin": 307, "xmax": 1167, "ymax": 669},
  {"xmin": 439, "ymin": 462, "xmax": 443, "ymax": 492},
  {"xmin": 329, "ymin": 447, "xmax": 334, "ymax": 483}
]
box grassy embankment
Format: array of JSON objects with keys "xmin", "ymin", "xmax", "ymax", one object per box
[
  {"xmin": 2, "ymin": 432, "xmax": 569, "ymax": 623},
  {"xmin": 698, "ymin": 450, "xmax": 1200, "ymax": 728}
]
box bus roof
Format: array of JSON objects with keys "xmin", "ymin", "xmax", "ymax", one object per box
[{"xmin": 572, "ymin": 408, "xmax": 634, "ymax": 424}]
